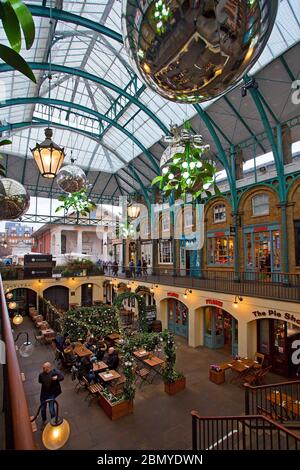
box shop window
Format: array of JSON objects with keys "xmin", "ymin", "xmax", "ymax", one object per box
[
  {"xmin": 162, "ymin": 214, "xmax": 170, "ymax": 231},
  {"xmin": 252, "ymin": 194, "xmax": 269, "ymax": 216},
  {"xmin": 184, "ymin": 209, "xmax": 193, "ymax": 227},
  {"xmin": 213, "ymin": 204, "xmax": 226, "ymax": 223},
  {"xmin": 295, "ymin": 221, "xmax": 300, "ymax": 266},
  {"xmin": 159, "ymin": 240, "xmax": 172, "ymax": 263},
  {"xmin": 207, "ymin": 236, "xmax": 234, "ymax": 265}
]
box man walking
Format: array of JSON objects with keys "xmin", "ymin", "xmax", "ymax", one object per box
[{"xmin": 38, "ymin": 362, "xmax": 64, "ymax": 424}]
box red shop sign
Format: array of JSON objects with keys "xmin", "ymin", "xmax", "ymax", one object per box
[
  {"xmin": 215, "ymin": 232, "xmax": 225, "ymax": 237},
  {"xmin": 254, "ymin": 226, "xmax": 268, "ymax": 232},
  {"xmin": 206, "ymin": 299, "xmax": 223, "ymax": 307},
  {"xmin": 167, "ymin": 292, "xmax": 179, "ymax": 299}
]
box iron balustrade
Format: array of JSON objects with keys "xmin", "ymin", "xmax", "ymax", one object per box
[
  {"xmin": 0, "ymin": 275, "xmax": 36, "ymax": 450},
  {"xmin": 244, "ymin": 380, "xmax": 300, "ymax": 426},
  {"xmin": 191, "ymin": 410, "xmax": 300, "ymax": 450}
]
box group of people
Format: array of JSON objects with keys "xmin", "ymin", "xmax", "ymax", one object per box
[{"xmin": 128, "ymin": 258, "xmax": 148, "ymax": 277}]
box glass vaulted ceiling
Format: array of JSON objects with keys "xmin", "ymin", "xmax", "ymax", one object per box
[{"xmin": 1, "ymin": 0, "xmax": 300, "ymax": 173}]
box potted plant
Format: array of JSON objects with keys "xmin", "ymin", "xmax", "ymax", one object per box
[
  {"xmin": 98, "ymin": 389, "xmax": 133, "ymax": 421},
  {"xmin": 162, "ymin": 332, "xmax": 186, "ymax": 395}
]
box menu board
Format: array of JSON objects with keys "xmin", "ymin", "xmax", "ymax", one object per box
[{"xmin": 145, "ymin": 305, "xmax": 157, "ymax": 324}]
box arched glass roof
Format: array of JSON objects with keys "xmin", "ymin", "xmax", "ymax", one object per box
[{"xmin": 1, "ymin": 0, "xmax": 300, "ymax": 197}]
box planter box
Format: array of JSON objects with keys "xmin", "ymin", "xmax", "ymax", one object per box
[
  {"xmin": 98, "ymin": 394, "xmax": 133, "ymax": 420},
  {"xmin": 209, "ymin": 369, "xmax": 225, "ymax": 385},
  {"xmin": 164, "ymin": 377, "xmax": 186, "ymax": 395}
]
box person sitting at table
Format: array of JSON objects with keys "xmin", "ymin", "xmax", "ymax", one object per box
[
  {"xmin": 96, "ymin": 337, "xmax": 107, "ymax": 361},
  {"xmin": 85, "ymin": 336, "xmax": 97, "ymax": 353},
  {"xmin": 78, "ymin": 356, "xmax": 96, "ymax": 383},
  {"xmin": 105, "ymin": 347, "xmax": 119, "ymax": 370},
  {"xmin": 63, "ymin": 341, "xmax": 77, "ymax": 365},
  {"xmin": 55, "ymin": 332, "xmax": 70, "ymax": 352}
]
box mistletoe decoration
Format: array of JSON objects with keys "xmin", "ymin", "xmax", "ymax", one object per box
[
  {"xmin": 56, "ymin": 187, "xmax": 96, "ymax": 219},
  {"xmin": 152, "ymin": 121, "xmax": 221, "ymax": 200},
  {"xmin": 153, "ymin": 0, "xmax": 172, "ymax": 35}
]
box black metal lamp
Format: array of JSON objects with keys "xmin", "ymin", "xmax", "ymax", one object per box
[{"xmin": 31, "ymin": 128, "xmax": 65, "ymax": 179}]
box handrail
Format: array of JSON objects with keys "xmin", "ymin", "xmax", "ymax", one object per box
[
  {"xmin": 0, "ymin": 274, "xmax": 36, "ymax": 450},
  {"xmin": 191, "ymin": 410, "xmax": 300, "ymax": 436},
  {"xmin": 244, "ymin": 379, "xmax": 300, "ymax": 390}
]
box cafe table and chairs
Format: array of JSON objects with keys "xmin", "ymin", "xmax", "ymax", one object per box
[
  {"xmin": 267, "ymin": 391, "xmax": 300, "ymax": 421},
  {"xmin": 92, "ymin": 361, "xmax": 108, "ymax": 373},
  {"xmin": 99, "ymin": 369, "xmax": 121, "ymax": 385},
  {"xmin": 217, "ymin": 357, "xmax": 256, "ymax": 384},
  {"xmin": 74, "ymin": 343, "xmax": 93, "ymax": 358},
  {"xmin": 143, "ymin": 354, "xmax": 165, "ymax": 382}
]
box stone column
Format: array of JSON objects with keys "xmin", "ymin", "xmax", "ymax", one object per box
[{"xmin": 77, "ymin": 230, "xmax": 82, "ymax": 253}]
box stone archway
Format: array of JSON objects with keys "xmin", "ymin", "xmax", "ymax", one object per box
[
  {"xmin": 113, "ymin": 291, "xmax": 148, "ymax": 332},
  {"xmin": 9, "ymin": 287, "xmax": 37, "ymax": 315},
  {"xmin": 43, "ymin": 285, "xmax": 69, "ymax": 311}
]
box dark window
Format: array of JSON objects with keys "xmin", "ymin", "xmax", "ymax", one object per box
[{"xmin": 295, "ymin": 221, "xmax": 300, "ymax": 266}]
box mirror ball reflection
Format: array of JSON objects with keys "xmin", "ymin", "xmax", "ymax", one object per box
[{"xmin": 122, "ymin": 0, "xmax": 278, "ymax": 103}]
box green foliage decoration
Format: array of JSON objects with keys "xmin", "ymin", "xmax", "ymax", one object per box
[
  {"xmin": 55, "ymin": 188, "xmax": 96, "ymax": 221},
  {"xmin": 60, "ymin": 304, "xmax": 119, "ymax": 341},
  {"xmin": 113, "ymin": 291, "xmax": 148, "ymax": 333},
  {"xmin": 0, "ymin": 0, "xmax": 36, "ymax": 81}
]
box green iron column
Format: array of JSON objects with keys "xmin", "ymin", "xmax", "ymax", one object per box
[
  {"xmin": 151, "ymin": 189, "xmax": 157, "ymax": 275},
  {"xmin": 230, "ymin": 145, "xmax": 240, "ymax": 280},
  {"xmin": 169, "ymin": 193, "xmax": 177, "ymax": 277},
  {"xmin": 276, "ymin": 123, "xmax": 289, "ymax": 274}
]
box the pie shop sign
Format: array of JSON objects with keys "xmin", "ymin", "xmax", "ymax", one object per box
[{"xmin": 252, "ymin": 309, "xmax": 300, "ymax": 326}]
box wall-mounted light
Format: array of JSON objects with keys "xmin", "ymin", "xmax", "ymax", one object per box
[
  {"xmin": 13, "ymin": 313, "xmax": 24, "ymax": 326},
  {"xmin": 183, "ymin": 289, "xmax": 192, "ymax": 300},
  {"xmin": 233, "ymin": 296, "xmax": 243, "ymax": 308},
  {"xmin": 126, "ymin": 282, "xmax": 131, "ymax": 289},
  {"xmin": 150, "ymin": 284, "xmax": 154, "ymax": 293},
  {"xmin": 87, "ymin": 283, "xmax": 92, "ymax": 288},
  {"xmin": 38, "ymin": 279, "xmax": 42, "ymax": 285}
]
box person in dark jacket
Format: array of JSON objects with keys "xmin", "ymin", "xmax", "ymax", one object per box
[
  {"xmin": 105, "ymin": 347, "xmax": 119, "ymax": 370},
  {"xmin": 38, "ymin": 362, "xmax": 64, "ymax": 423}
]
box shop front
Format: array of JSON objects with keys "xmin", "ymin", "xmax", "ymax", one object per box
[
  {"xmin": 167, "ymin": 298, "xmax": 189, "ymax": 339},
  {"xmin": 203, "ymin": 301, "xmax": 238, "ymax": 356},
  {"xmin": 180, "ymin": 238, "xmax": 201, "ymax": 277},
  {"xmin": 207, "ymin": 230, "xmax": 234, "ymax": 267},
  {"xmin": 140, "ymin": 241, "xmax": 152, "ymax": 272},
  {"xmin": 254, "ymin": 309, "xmax": 300, "ymax": 377},
  {"xmin": 244, "ymin": 224, "xmax": 280, "ymax": 277}
]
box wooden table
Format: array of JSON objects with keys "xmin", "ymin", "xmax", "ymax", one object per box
[
  {"xmin": 133, "ymin": 349, "xmax": 149, "ymax": 359},
  {"xmin": 93, "ymin": 361, "xmax": 108, "ymax": 372},
  {"xmin": 217, "ymin": 358, "xmax": 255, "ymax": 383},
  {"xmin": 267, "ymin": 392, "xmax": 300, "ymax": 420},
  {"xmin": 106, "ymin": 333, "xmax": 120, "ymax": 341},
  {"xmin": 74, "ymin": 343, "xmax": 93, "ymax": 357},
  {"xmin": 99, "ymin": 369, "xmax": 121, "ymax": 382},
  {"xmin": 143, "ymin": 355, "xmax": 165, "ymax": 367},
  {"xmin": 41, "ymin": 328, "xmax": 55, "ymax": 337}
]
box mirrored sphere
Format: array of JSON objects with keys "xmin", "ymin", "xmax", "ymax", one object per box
[
  {"xmin": 56, "ymin": 164, "xmax": 87, "ymax": 193},
  {"xmin": 122, "ymin": 0, "xmax": 278, "ymax": 103},
  {"xmin": 0, "ymin": 178, "xmax": 30, "ymax": 220}
]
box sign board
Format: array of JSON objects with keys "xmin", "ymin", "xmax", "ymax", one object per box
[
  {"xmin": 230, "ymin": 226, "xmax": 236, "ymax": 236},
  {"xmin": 206, "ymin": 299, "xmax": 223, "ymax": 307},
  {"xmin": 254, "ymin": 226, "xmax": 268, "ymax": 233},
  {"xmin": 24, "ymin": 254, "xmax": 53, "ymax": 265},
  {"xmin": 252, "ymin": 309, "xmax": 300, "ymax": 326},
  {"xmin": 145, "ymin": 305, "xmax": 157, "ymax": 324},
  {"xmin": 167, "ymin": 292, "xmax": 179, "ymax": 299}
]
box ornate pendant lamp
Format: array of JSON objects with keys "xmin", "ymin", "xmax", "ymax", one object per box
[
  {"xmin": 127, "ymin": 203, "xmax": 140, "ymax": 219},
  {"xmin": 31, "ymin": 127, "xmax": 65, "ymax": 179}
]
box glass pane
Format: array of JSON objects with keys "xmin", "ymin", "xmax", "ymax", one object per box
[{"xmin": 259, "ymin": 319, "xmax": 270, "ymax": 354}]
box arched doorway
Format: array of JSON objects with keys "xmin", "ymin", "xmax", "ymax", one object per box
[
  {"xmin": 81, "ymin": 283, "xmax": 93, "ymax": 306},
  {"xmin": 167, "ymin": 298, "xmax": 188, "ymax": 340},
  {"xmin": 43, "ymin": 285, "xmax": 69, "ymax": 311},
  {"xmin": 203, "ymin": 306, "xmax": 238, "ymax": 356},
  {"xmin": 10, "ymin": 288, "xmax": 37, "ymax": 315}
]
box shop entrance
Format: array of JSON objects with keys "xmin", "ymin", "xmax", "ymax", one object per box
[
  {"xmin": 245, "ymin": 226, "xmax": 280, "ymax": 278},
  {"xmin": 81, "ymin": 283, "xmax": 93, "ymax": 306},
  {"xmin": 204, "ymin": 306, "xmax": 238, "ymax": 356},
  {"xmin": 167, "ymin": 299, "xmax": 188, "ymax": 339},
  {"xmin": 10, "ymin": 288, "xmax": 37, "ymax": 315},
  {"xmin": 257, "ymin": 319, "xmax": 300, "ymax": 377},
  {"xmin": 43, "ymin": 286, "xmax": 69, "ymax": 311}
]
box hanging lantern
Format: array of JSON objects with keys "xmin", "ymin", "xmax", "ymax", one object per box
[
  {"xmin": 31, "ymin": 128, "xmax": 65, "ymax": 178},
  {"xmin": 0, "ymin": 178, "xmax": 30, "ymax": 220},
  {"xmin": 6, "ymin": 292, "xmax": 13, "ymax": 299},
  {"xmin": 8, "ymin": 301, "xmax": 17, "ymax": 310},
  {"xmin": 122, "ymin": 0, "xmax": 278, "ymax": 103},
  {"xmin": 127, "ymin": 203, "xmax": 140, "ymax": 219},
  {"xmin": 56, "ymin": 163, "xmax": 87, "ymax": 193},
  {"xmin": 13, "ymin": 314, "xmax": 23, "ymax": 325}
]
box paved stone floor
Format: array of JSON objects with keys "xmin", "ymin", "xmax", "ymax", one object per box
[{"xmin": 17, "ymin": 318, "xmax": 283, "ymax": 450}]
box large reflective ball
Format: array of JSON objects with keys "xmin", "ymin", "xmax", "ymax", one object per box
[
  {"xmin": 0, "ymin": 178, "xmax": 30, "ymax": 220},
  {"xmin": 122, "ymin": 0, "xmax": 278, "ymax": 103},
  {"xmin": 56, "ymin": 164, "xmax": 87, "ymax": 193}
]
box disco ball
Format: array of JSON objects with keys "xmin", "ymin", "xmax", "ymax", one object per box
[
  {"xmin": 56, "ymin": 164, "xmax": 87, "ymax": 193},
  {"xmin": 122, "ymin": 0, "xmax": 278, "ymax": 103},
  {"xmin": 0, "ymin": 178, "xmax": 30, "ymax": 220}
]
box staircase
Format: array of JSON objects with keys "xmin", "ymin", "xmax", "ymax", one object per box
[{"xmin": 192, "ymin": 379, "xmax": 300, "ymax": 450}]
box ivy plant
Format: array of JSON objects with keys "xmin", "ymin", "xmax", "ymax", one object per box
[
  {"xmin": 0, "ymin": 0, "xmax": 36, "ymax": 82},
  {"xmin": 55, "ymin": 188, "xmax": 96, "ymax": 221}
]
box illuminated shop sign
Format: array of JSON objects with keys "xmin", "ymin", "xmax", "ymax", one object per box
[
  {"xmin": 167, "ymin": 292, "xmax": 179, "ymax": 298},
  {"xmin": 206, "ymin": 299, "xmax": 223, "ymax": 307},
  {"xmin": 252, "ymin": 309, "xmax": 300, "ymax": 325}
]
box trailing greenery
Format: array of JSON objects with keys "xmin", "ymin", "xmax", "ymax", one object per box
[
  {"xmin": 113, "ymin": 291, "xmax": 148, "ymax": 333},
  {"xmin": 0, "ymin": 0, "xmax": 36, "ymax": 81},
  {"xmin": 56, "ymin": 188, "xmax": 96, "ymax": 221},
  {"xmin": 53, "ymin": 259, "xmax": 104, "ymax": 277},
  {"xmin": 0, "ymin": 139, "xmax": 12, "ymax": 176},
  {"xmin": 152, "ymin": 121, "xmax": 220, "ymax": 200},
  {"xmin": 60, "ymin": 304, "xmax": 118, "ymax": 341},
  {"xmin": 120, "ymin": 330, "xmax": 183, "ymax": 401}
]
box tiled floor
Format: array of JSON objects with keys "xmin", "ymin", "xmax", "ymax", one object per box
[{"xmin": 17, "ymin": 318, "xmax": 283, "ymax": 450}]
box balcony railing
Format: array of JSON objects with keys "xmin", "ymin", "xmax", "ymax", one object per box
[
  {"xmin": 191, "ymin": 410, "xmax": 300, "ymax": 450},
  {"xmin": 0, "ymin": 275, "xmax": 36, "ymax": 449},
  {"xmin": 104, "ymin": 267, "xmax": 300, "ymax": 302}
]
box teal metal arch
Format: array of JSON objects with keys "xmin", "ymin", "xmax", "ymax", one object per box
[
  {"xmin": 28, "ymin": 5, "xmax": 123, "ymax": 44},
  {"xmin": 0, "ymin": 97, "xmax": 160, "ymax": 175},
  {"xmin": 0, "ymin": 120, "xmax": 151, "ymax": 203},
  {"xmin": 0, "ymin": 62, "xmax": 169, "ymax": 138}
]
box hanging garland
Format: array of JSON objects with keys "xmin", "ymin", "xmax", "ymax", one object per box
[
  {"xmin": 60, "ymin": 304, "xmax": 119, "ymax": 340},
  {"xmin": 113, "ymin": 291, "xmax": 148, "ymax": 333}
]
